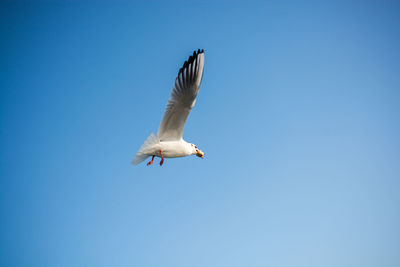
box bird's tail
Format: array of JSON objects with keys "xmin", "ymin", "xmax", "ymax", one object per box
[{"xmin": 131, "ymin": 133, "xmax": 159, "ymax": 166}]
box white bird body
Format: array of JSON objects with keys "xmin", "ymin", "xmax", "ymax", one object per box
[
  {"xmin": 156, "ymin": 140, "xmax": 194, "ymax": 158},
  {"xmin": 144, "ymin": 139, "xmax": 195, "ymax": 158},
  {"xmin": 132, "ymin": 49, "xmax": 205, "ymax": 166}
]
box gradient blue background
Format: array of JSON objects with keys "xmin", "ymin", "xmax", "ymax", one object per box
[{"xmin": 1, "ymin": 1, "xmax": 399, "ymax": 266}]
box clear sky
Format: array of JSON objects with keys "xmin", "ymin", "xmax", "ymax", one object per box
[{"xmin": 1, "ymin": 1, "xmax": 399, "ymax": 266}]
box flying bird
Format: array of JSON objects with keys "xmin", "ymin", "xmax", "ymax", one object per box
[{"xmin": 132, "ymin": 49, "xmax": 205, "ymax": 166}]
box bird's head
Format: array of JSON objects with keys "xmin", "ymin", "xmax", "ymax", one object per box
[{"xmin": 191, "ymin": 143, "xmax": 204, "ymax": 158}]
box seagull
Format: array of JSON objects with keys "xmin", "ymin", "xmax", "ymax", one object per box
[{"xmin": 132, "ymin": 49, "xmax": 205, "ymax": 166}]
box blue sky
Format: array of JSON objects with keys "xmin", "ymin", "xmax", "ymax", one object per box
[{"xmin": 1, "ymin": 1, "xmax": 399, "ymax": 266}]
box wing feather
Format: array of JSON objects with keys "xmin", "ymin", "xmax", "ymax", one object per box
[{"xmin": 158, "ymin": 49, "xmax": 205, "ymax": 141}]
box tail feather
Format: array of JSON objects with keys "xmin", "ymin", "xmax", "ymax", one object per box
[{"xmin": 131, "ymin": 133, "xmax": 159, "ymax": 166}]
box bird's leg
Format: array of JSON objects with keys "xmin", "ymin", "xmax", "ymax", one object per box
[
  {"xmin": 147, "ymin": 155, "xmax": 155, "ymax": 166},
  {"xmin": 159, "ymin": 150, "xmax": 164, "ymax": 166}
]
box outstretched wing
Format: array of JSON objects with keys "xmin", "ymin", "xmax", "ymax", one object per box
[{"xmin": 158, "ymin": 49, "xmax": 205, "ymax": 141}]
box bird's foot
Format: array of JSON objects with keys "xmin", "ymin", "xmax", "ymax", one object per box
[
  {"xmin": 159, "ymin": 150, "xmax": 164, "ymax": 166},
  {"xmin": 147, "ymin": 155, "xmax": 155, "ymax": 166}
]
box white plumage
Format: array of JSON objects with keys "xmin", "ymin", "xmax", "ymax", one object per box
[{"xmin": 132, "ymin": 49, "xmax": 205, "ymax": 166}]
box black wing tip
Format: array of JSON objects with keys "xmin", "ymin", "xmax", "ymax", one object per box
[{"xmin": 178, "ymin": 49, "xmax": 204, "ymax": 74}]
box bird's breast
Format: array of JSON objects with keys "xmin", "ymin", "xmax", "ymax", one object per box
[{"xmin": 158, "ymin": 141, "xmax": 191, "ymax": 158}]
